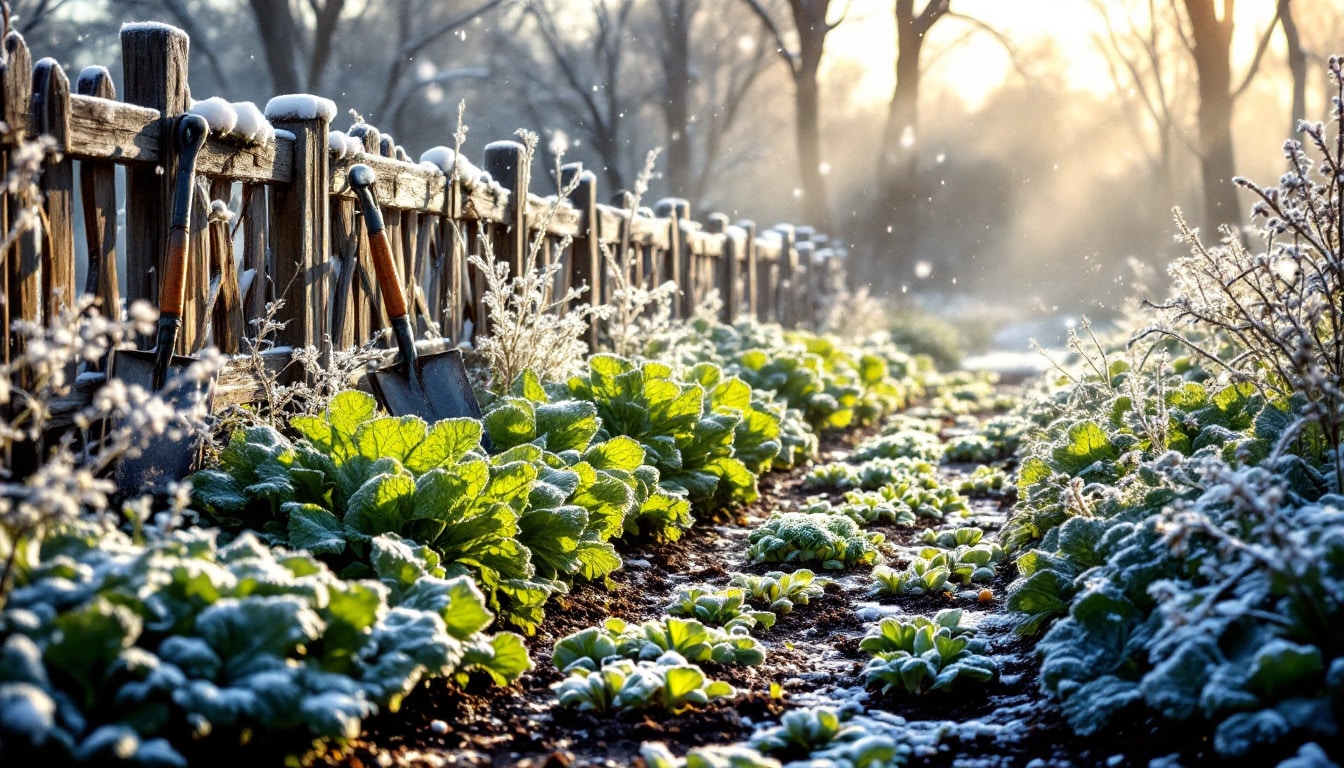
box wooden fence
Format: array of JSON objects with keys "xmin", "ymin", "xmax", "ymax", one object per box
[{"xmin": 1, "ymin": 19, "xmax": 846, "ymax": 419}]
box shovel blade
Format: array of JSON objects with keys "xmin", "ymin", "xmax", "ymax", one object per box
[
  {"xmin": 111, "ymin": 348, "xmax": 215, "ymax": 495},
  {"xmin": 369, "ymin": 348, "xmax": 484, "ymax": 423}
]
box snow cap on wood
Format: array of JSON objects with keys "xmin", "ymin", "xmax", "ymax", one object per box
[
  {"xmin": 188, "ymin": 96, "xmax": 237, "ymax": 134},
  {"xmin": 231, "ymin": 101, "xmax": 273, "ymax": 142},
  {"xmin": 264, "ymin": 94, "xmax": 338, "ymax": 123}
]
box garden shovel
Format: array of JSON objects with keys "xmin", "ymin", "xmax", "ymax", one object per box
[
  {"xmin": 112, "ymin": 114, "xmax": 213, "ymax": 494},
  {"xmin": 348, "ymin": 164, "xmax": 486, "ymax": 426}
]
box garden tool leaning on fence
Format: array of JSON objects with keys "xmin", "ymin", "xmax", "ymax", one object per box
[
  {"xmin": 347, "ymin": 163, "xmax": 487, "ymax": 430},
  {"xmin": 111, "ymin": 113, "xmax": 216, "ymax": 494}
]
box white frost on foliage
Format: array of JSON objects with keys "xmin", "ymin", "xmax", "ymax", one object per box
[
  {"xmin": 231, "ymin": 102, "xmax": 273, "ymax": 142},
  {"xmin": 187, "ymin": 97, "xmax": 236, "ymax": 134},
  {"xmin": 264, "ymin": 94, "xmax": 338, "ymax": 123}
]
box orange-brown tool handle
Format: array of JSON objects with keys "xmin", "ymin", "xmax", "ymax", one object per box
[
  {"xmin": 159, "ymin": 226, "xmax": 191, "ymax": 317},
  {"xmin": 368, "ymin": 229, "xmax": 409, "ymax": 319}
]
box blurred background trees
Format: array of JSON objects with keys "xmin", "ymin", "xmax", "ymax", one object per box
[{"xmin": 12, "ymin": 0, "xmax": 1344, "ymax": 322}]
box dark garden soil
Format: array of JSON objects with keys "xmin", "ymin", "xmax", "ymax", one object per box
[{"xmin": 320, "ymin": 405, "xmax": 1220, "ymax": 768}]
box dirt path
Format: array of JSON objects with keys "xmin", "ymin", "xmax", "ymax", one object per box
[{"xmin": 324, "ymin": 406, "xmax": 1110, "ymax": 768}]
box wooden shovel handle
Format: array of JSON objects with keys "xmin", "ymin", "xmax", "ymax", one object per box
[
  {"xmin": 368, "ymin": 228, "xmax": 409, "ymax": 319},
  {"xmin": 160, "ymin": 226, "xmax": 191, "ymax": 316},
  {"xmin": 159, "ymin": 114, "xmax": 209, "ymax": 318},
  {"xmin": 349, "ymin": 164, "xmax": 409, "ymax": 319}
]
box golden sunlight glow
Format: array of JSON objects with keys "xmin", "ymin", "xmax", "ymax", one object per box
[{"xmin": 825, "ymin": 0, "xmax": 1282, "ymax": 109}]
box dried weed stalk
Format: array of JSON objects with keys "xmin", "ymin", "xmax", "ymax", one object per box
[
  {"xmin": 600, "ymin": 149, "xmax": 679, "ymax": 357},
  {"xmin": 1139, "ymin": 57, "xmax": 1344, "ymax": 488}
]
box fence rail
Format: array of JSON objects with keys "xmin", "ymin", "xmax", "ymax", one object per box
[{"xmin": 1, "ymin": 20, "xmax": 846, "ymax": 423}]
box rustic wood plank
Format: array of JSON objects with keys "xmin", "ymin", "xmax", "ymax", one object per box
[
  {"xmin": 329, "ymin": 196, "xmax": 357, "ymax": 350},
  {"xmin": 122, "ymin": 23, "xmax": 189, "ymax": 327},
  {"xmin": 707, "ymin": 214, "xmax": 736, "ymax": 323},
  {"xmin": 31, "ymin": 58, "xmax": 74, "ymax": 319},
  {"xmin": 268, "ymin": 115, "xmax": 330, "ymax": 371},
  {"xmin": 737, "ymin": 219, "xmax": 758, "ymax": 319},
  {"xmin": 66, "ymin": 95, "xmax": 292, "ymax": 184},
  {"xmin": 76, "ymin": 67, "xmax": 120, "ymax": 324},
  {"xmin": 484, "ymin": 141, "xmax": 528, "ymax": 280},
  {"xmin": 241, "ymin": 183, "xmax": 268, "ymax": 334},
  {"xmin": 4, "ymin": 30, "xmax": 35, "ymax": 379},
  {"xmin": 208, "ymin": 197, "xmax": 243, "ymax": 353},
  {"xmin": 183, "ymin": 178, "xmax": 209, "ymax": 353},
  {"xmin": 562, "ymin": 165, "xmax": 599, "ymax": 348}
]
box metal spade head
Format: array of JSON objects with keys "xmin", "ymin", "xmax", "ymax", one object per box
[
  {"xmin": 113, "ymin": 113, "xmax": 213, "ymax": 495},
  {"xmin": 348, "ymin": 163, "xmax": 487, "ymax": 428}
]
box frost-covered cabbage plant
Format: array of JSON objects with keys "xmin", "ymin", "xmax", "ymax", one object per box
[
  {"xmin": 1036, "ymin": 457, "xmax": 1342, "ymax": 765},
  {"xmin": 1143, "ymin": 56, "xmax": 1344, "ymax": 492}
]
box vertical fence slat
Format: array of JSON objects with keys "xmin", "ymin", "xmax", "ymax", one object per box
[
  {"xmin": 240, "ymin": 183, "xmax": 268, "ymax": 337},
  {"xmin": 75, "ymin": 66, "xmax": 120, "ymax": 323},
  {"xmin": 4, "ymin": 30, "xmax": 34, "ymax": 375},
  {"xmin": 329, "ymin": 196, "xmax": 357, "ymax": 349},
  {"xmin": 208, "ymin": 197, "xmax": 243, "ymax": 353},
  {"xmin": 707, "ymin": 213, "xmax": 735, "ymax": 323},
  {"xmin": 736, "ymin": 219, "xmax": 757, "ymax": 319},
  {"xmin": 30, "ymin": 59, "xmax": 72, "ymax": 321},
  {"xmin": 121, "ymin": 24, "xmax": 189, "ymax": 331},
  {"xmin": 181, "ymin": 178, "xmax": 209, "ymax": 352},
  {"xmin": 562, "ymin": 164, "xmax": 599, "ymax": 348},
  {"xmin": 269, "ymin": 114, "xmax": 330, "ymax": 369},
  {"xmin": 484, "ymin": 141, "xmax": 528, "ymax": 279}
]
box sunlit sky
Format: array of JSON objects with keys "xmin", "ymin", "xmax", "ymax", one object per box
[{"xmin": 828, "ymin": 0, "xmax": 1282, "ymax": 108}]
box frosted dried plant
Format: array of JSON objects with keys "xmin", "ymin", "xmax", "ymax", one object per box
[
  {"xmin": 600, "ymin": 149, "xmax": 679, "ymax": 357},
  {"xmin": 820, "ymin": 284, "xmax": 888, "ymax": 339},
  {"xmin": 1, "ymin": 295, "xmax": 222, "ymax": 602},
  {"xmin": 1138, "ymin": 57, "xmax": 1344, "ymax": 489},
  {"xmin": 468, "ymin": 129, "xmax": 608, "ymax": 389}
]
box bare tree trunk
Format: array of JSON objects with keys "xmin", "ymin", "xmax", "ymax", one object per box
[
  {"xmin": 247, "ymin": 0, "xmax": 303, "ymax": 94},
  {"xmin": 1279, "ymin": 0, "xmax": 1306, "ymax": 133},
  {"xmin": 1183, "ymin": 0, "xmax": 1242, "ymax": 231},
  {"xmin": 793, "ymin": 22, "xmax": 833, "ymax": 234},
  {"xmin": 657, "ymin": 0, "xmax": 694, "ymax": 198},
  {"xmin": 870, "ymin": 0, "xmax": 947, "ymax": 292}
]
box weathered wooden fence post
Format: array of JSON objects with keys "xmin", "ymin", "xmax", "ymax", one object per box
[
  {"xmin": 736, "ymin": 219, "xmax": 757, "ymax": 320},
  {"xmin": 3, "ymin": 28, "xmax": 34, "ymax": 369},
  {"xmin": 484, "ymin": 140, "xmax": 529, "ymax": 279},
  {"xmin": 706, "ymin": 213, "xmax": 736, "ymax": 323},
  {"xmin": 31, "ymin": 58, "xmax": 72, "ymax": 322},
  {"xmin": 121, "ymin": 23, "xmax": 189, "ymax": 342},
  {"xmin": 654, "ymin": 198, "xmax": 690, "ymax": 316},
  {"xmin": 562, "ymin": 163, "xmax": 601, "ymax": 348},
  {"xmin": 75, "ymin": 67, "xmax": 119, "ymax": 322},
  {"xmin": 266, "ymin": 98, "xmax": 332, "ymax": 371},
  {"xmin": 773, "ymin": 224, "xmax": 795, "ymax": 326}
]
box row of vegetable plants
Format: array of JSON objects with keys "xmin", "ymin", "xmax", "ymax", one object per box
[
  {"xmin": 999, "ymin": 61, "xmax": 1344, "ymax": 767},
  {"xmin": 0, "ymin": 310, "xmax": 925, "ymax": 765}
]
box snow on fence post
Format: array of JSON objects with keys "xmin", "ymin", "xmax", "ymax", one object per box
[
  {"xmin": 31, "ymin": 59, "xmax": 73, "ymax": 323},
  {"xmin": 75, "ymin": 67, "xmax": 120, "ymax": 327},
  {"xmin": 121, "ymin": 23, "xmax": 189, "ymax": 344},
  {"xmin": 706, "ymin": 213, "xmax": 736, "ymax": 323},
  {"xmin": 265, "ymin": 95, "xmax": 333, "ymax": 373},
  {"xmin": 561, "ymin": 162, "xmax": 601, "ymax": 349},
  {"xmin": 2, "ymin": 26, "xmax": 34, "ymax": 380},
  {"xmin": 736, "ymin": 219, "xmax": 758, "ymax": 320}
]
